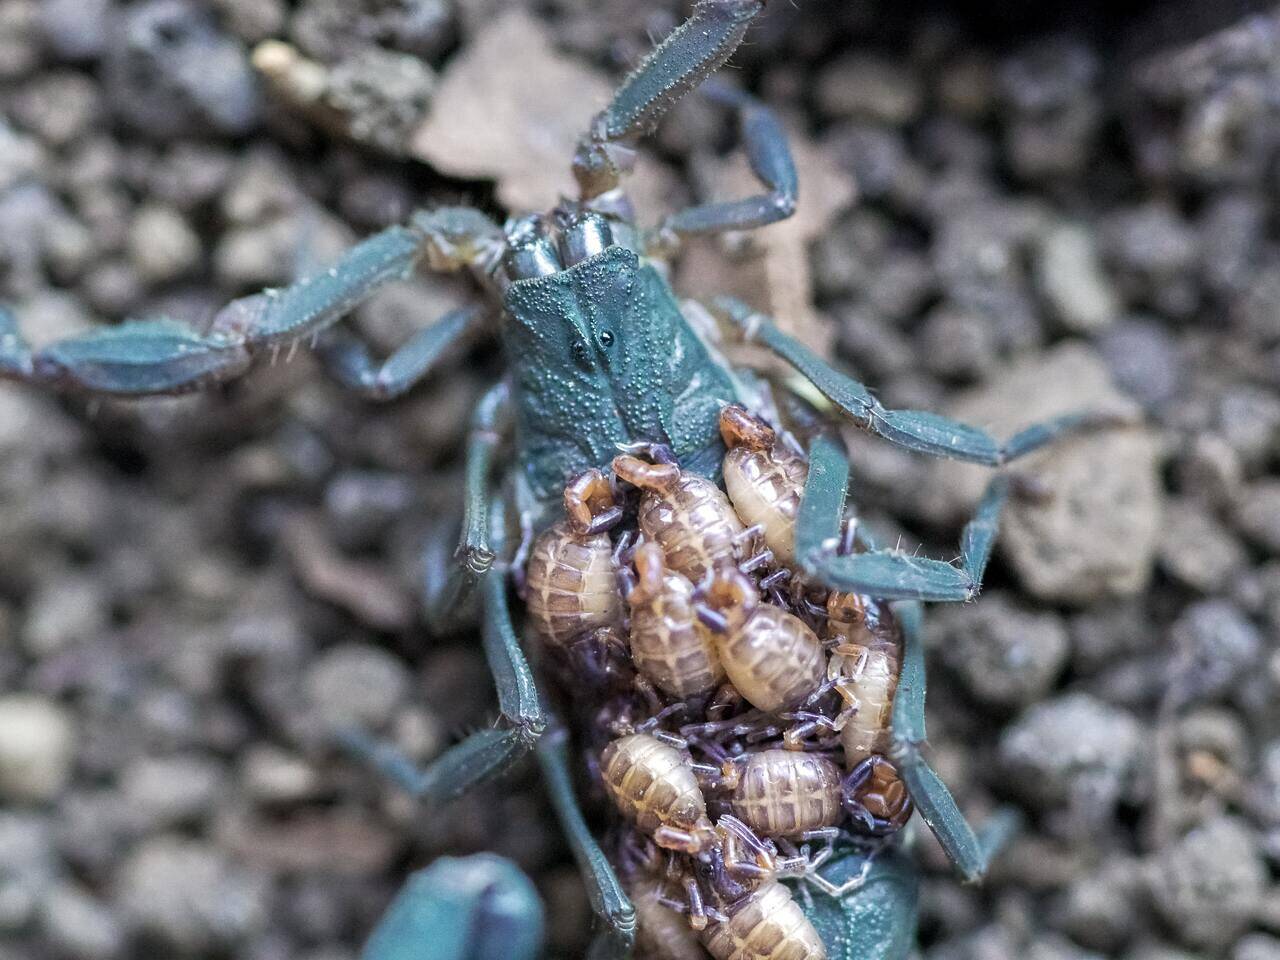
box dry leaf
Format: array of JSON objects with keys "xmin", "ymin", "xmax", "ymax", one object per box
[{"xmin": 411, "ymin": 11, "xmax": 612, "ymax": 211}]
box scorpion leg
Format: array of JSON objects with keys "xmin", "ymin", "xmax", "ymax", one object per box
[
  {"xmin": 6, "ymin": 210, "xmax": 503, "ymax": 399},
  {"xmin": 715, "ymin": 296, "xmax": 1129, "ymax": 465},
  {"xmin": 317, "ymin": 305, "xmax": 482, "ymax": 401},
  {"xmin": 572, "ymin": 0, "xmax": 764, "ymax": 199},
  {"xmin": 362, "ymin": 854, "xmax": 543, "ymax": 960},
  {"xmin": 889, "ymin": 600, "xmax": 1006, "ymax": 883},
  {"xmin": 536, "ymin": 723, "xmax": 637, "ymax": 947},
  {"xmin": 659, "ymin": 84, "xmax": 797, "ymax": 241},
  {"xmin": 421, "ymin": 382, "xmax": 511, "ymax": 632},
  {"xmin": 340, "ymin": 497, "xmax": 546, "ymax": 804}
]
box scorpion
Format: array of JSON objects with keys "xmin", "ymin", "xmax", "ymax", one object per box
[{"xmin": 0, "ymin": 3, "xmax": 1126, "ymax": 958}]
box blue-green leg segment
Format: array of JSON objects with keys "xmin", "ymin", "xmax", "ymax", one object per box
[
  {"xmin": 536, "ymin": 724, "xmax": 636, "ymax": 948},
  {"xmin": 3, "ymin": 212, "xmax": 503, "ymax": 399},
  {"xmin": 890, "ymin": 600, "xmax": 1006, "ymax": 883},
  {"xmin": 662, "ymin": 83, "xmax": 797, "ymax": 238},
  {"xmin": 718, "ymin": 297, "xmax": 1127, "ymax": 467},
  {"xmin": 0, "ymin": 307, "xmax": 32, "ymax": 380},
  {"xmin": 598, "ymin": 0, "xmax": 762, "ymax": 140},
  {"xmin": 420, "ymin": 381, "xmax": 511, "ymax": 634},
  {"xmin": 340, "ymin": 496, "xmax": 545, "ymax": 804},
  {"xmin": 362, "ymin": 854, "xmax": 544, "ymax": 960},
  {"xmin": 318, "ymin": 305, "xmax": 481, "ymax": 400},
  {"xmin": 795, "ymin": 431, "xmax": 1013, "ymax": 602},
  {"xmin": 573, "ymin": 0, "xmax": 763, "ymax": 200}
]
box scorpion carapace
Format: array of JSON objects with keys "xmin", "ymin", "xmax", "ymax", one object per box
[{"xmin": 0, "ymin": 1, "xmax": 1128, "ymax": 957}]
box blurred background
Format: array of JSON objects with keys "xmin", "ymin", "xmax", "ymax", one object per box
[{"xmin": 2, "ymin": 0, "xmax": 1280, "ymax": 957}]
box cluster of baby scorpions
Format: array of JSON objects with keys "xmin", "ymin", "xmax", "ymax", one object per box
[{"xmin": 526, "ymin": 405, "xmax": 913, "ymax": 959}]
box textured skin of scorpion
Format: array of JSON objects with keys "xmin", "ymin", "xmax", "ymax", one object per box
[{"xmin": 0, "ymin": 2, "xmax": 1128, "ymax": 957}]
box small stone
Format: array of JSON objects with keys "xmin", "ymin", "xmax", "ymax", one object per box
[
  {"xmin": 1000, "ymin": 693, "xmax": 1142, "ymax": 825},
  {"xmin": 325, "ymin": 48, "xmax": 436, "ymax": 154},
  {"xmin": 1166, "ymin": 600, "xmax": 1260, "ymax": 705},
  {"xmin": 815, "ymin": 54, "xmax": 924, "ymax": 125},
  {"xmin": 1052, "ymin": 856, "xmax": 1144, "ymax": 952},
  {"xmin": 239, "ymin": 745, "xmax": 321, "ymax": 804},
  {"xmin": 120, "ymin": 837, "xmax": 270, "ymax": 951},
  {"xmin": 10, "ymin": 71, "xmax": 99, "ymax": 146},
  {"xmin": 304, "ymin": 642, "xmax": 411, "ymax": 728},
  {"xmin": 0, "ymin": 695, "xmax": 75, "ymax": 802},
  {"xmin": 41, "ymin": 883, "xmax": 126, "ymax": 960},
  {"xmin": 1236, "ymin": 935, "xmax": 1280, "ymax": 960},
  {"xmin": 1098, "ymin": 318, "xmax": 1182, "ymax": 411},
  {"xmin": 119, "ymin": 754, "xmax": 227, "ymax": 827},
  {"xmin": 1176, "ymin": 433, "xmax": 1243, "ymax": 508},
  {"xmin": 1147, "ymin": 816, "xmax": 1265, "ymax": 950},
  {"xmin": 1036, "ymin": 223, "xmax": 1118, "ymax": 332},
  {"xmin": 0, "ymin": 121, "xmax": 44, "ymax": 193},
  {"xmin": 104, "ymin": 0, "xmax": 260, "ymax": 139},
  {"xmin": 1215, "ymin": 386, "xmax": 1280, "ymax": 469},
  {"xmin": 126, "ymin": 204, "xmax": 201, "ymax": 282},
  {"xmin": 1157, "ymin": 500, "xmax": 1248, "ymax": 593},
  {"xmin": 1235, "ymin": 480, "xmax": 1280, "ymax": 555},
  {"xmin": 935, "ymin": 593, "xmax": 1069, "ymax": 708},
  {"xmin": 917, "ymin": 304, "xmax": 998, "ymax": 381},
  {"xmin": 37, "ymin": 0, "xmax": 111, "ymax": 60},
  {"xmin": 0, "ymin": 813, "xmax": 56, "ymax": 929},
  {"xmin": 21, "ymin": 574, "xmax": 109, "ymax": 656},
  {"xmin": 926, "ymin": 344, "xmax": 1160, "ymax": 604}
]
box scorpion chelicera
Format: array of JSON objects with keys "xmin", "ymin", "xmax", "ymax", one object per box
[{"xmin": 0, "ymin": 3, "xmax": 1126, "ymax": 958}]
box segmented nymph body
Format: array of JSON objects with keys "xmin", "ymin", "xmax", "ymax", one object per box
[
  {"xmin": 702, "ymin": 567, "xmax": 827, "ymax": 714},
  {"xmin": 600, "ymin": 733, "xmax": 715, "ymax": 854},
  {"xmin": 726, "ymin": 749, "xmax": 843, "ymax": 839},
  {"xmin": 631, "ymin": 882, "xmax": 708, "ymax": 960},
  {"xmin": 719, "ymin": 405, "xmax": 808, "ymax": 568},
  {"xmin": 701, "ymin": 880, "xmax": 827, "ymax": 960},
  {"xmin": 525, "ymin": 469, "xmax": 623, "ymax": 647},
  {"xmin": 628, "ymin": 541, "xmax": 726, "ymax": 699},
  {"xmin": 613, "ymin": 455, "xmax": 746, "ymax": 584}
]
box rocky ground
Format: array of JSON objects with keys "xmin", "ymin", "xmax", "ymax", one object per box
[{"xmin": 2, "ymin": 0, "xmax": 1280, "ymax": 958}]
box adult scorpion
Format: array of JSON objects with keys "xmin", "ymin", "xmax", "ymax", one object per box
[{"xmin": 0, "ymin": 3, "xmax": 1123, "ymax": 958}]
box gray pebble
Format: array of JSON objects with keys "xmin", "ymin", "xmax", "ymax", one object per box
[
  {"xmin": 37, "ymin": 0, "xmax": 112, "ymax": 61},
  {"xmin": 1166, "ymin": 599, "xmax": 1260, "ymax": 705},
  {"xmin": 119, "ymin": 754, "xmax": 227, "ymax": 828},
  {"xmin": 0, "ymin": 695, "xmax": 75, "ymax": 802},
  {"xmin": 22, "ymin": 573, "xmax": 109, "ymax": 656},
  {"xmin": 1235, "ymin": 481, "xmax": 1280, "ymax": 555},
  {"xmin": 1035, "ymin": 222, "xmax": 1118, "ymax": 332},
  {"xmin": 936, "ymin": 593, "xmax": 1069, "ymax": 708},
  {"xmin": 0, "ymin": 813, "xmax": 57, "ymax": 930},
  {"xmin": 1147, "ymin": 816, "xmax": 1265, "ymax": 950},
  {"xmin": 1236, "ymin": 934, "xmax": 1280, "ymax": 960},
  {"xmin": 1000, "ymin": 693, "xmax": 1142, "ymax": 827},
  {"xmin": 815, "ymin": 54, "xmax": 923, "ymax": 125},
  {"xmin": 119, "ymin": 837, "xmax": 270, "ymax": 951},
  {"xmin": 1157, "ymin": 500, "xmax": 1248, "ymax": 593},
  {"xmin": 104, "ymin": 0, "xmax": 260, "ymax": 139},
  {"xmin": 918, "ymin": 304, "xmax": 998, "ymax": 381},
  {"xmin": 41, "ymin": 882, "xmax": 126, "ymax": 960},
  {"xmin": 1098, "ymin": 318, "xmax": 1182, "ymax": 411},
  {"xmin": 305, "ymin": 642, "xmax": 412, "ymax": 728},
  {"xmin": 326, "ymin": 48, "xmax": 436, "ymax": 155},
  {"xmin": 126, "ymin": 204, "xmax": 201, "ymax": 282}
]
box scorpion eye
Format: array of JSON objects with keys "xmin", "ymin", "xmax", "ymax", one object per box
[
  {"xmin": 571, "ymin": 341, "xmax": 591, "ymax": 366},
  {"xmin": 599, "ymin": 330, "xmax": 615, "ymax": 349}
]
